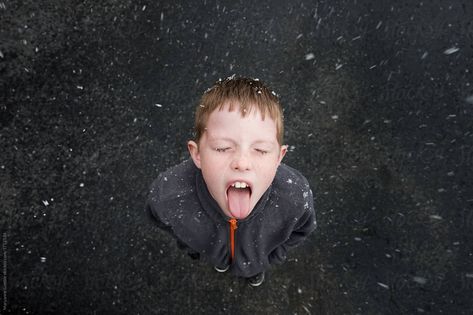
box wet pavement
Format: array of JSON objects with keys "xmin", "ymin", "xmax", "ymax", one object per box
[{"xmin": 1, "ymin": 0, "xmax": 473, "ymax": 314}]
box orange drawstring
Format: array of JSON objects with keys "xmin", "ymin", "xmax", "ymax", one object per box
[{"xmin": 229, "ymin": 218, "xmax": 238, "ymax": 261}]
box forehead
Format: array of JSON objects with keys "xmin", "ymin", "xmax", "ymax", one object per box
[{"xmin": 205, "ymin": 105, "xmax": 278, "ymax": 141}]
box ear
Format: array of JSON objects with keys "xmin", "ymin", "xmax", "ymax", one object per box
[
  {"xmin": 187, "ymin": 140, "xmax": 202, "ymax": 169},
  {"xmin": 278, "ymin": 145, "xmax": 287, "ymax": 164}
]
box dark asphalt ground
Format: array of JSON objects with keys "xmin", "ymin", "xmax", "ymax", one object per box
[{"xmin": 1, "ymin": 1, "xmax": 473, "ymax": 314}]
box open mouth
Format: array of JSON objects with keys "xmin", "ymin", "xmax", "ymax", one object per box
[{"xmin": 226, "ymin": 181, "xmax": 252, "ymax": 219}]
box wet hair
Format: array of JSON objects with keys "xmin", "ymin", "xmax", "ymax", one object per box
[{"xmin": 194, "ymin": 76, "xmax": 284, "ymax": 145}]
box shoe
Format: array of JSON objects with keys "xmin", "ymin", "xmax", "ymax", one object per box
[
  {"xmin": 214, "ymin": 265, "xmax": 230, "ymax": 273},
  {"xmin": 247, "ymin": 272, "xmax": 265, "ymax": 287}
]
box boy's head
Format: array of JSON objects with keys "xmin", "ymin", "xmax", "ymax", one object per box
[
  {"xmin": 194, "ymin": 76, "xmax": 284, "ymax": 146},
  {"xmin": 188, "ymin": 76, "xmax": 287, "ymax": 219}
]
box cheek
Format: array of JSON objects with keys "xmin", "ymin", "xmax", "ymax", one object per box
[
  {"xmin": 203, "ymin": 151, "xmax": 233, "ymax": 169},
  {"xmin": 256, "ymin": 161, "xmax": 279, "ymax": 182},
  {"xmin": 202, "ymin": 169, "xmax": 223, "ymax": 194},
  {"xmin": 201, "ymin": 155, "xmax": 226, "ymax": 180},
  {"xmin": 201, "ymin": 151, "xmax": 218, "ymax": 165},
  {"xmin": 254, "ymin": 154, "xmax": 280, "ymax": 169}
]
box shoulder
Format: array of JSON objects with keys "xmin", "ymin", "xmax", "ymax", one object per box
[
  {"xmin": 271, "ymin": 163, "xmax": 314, "ymax": 212},
  {"xmin": 274, "ymin": 163, "xmax": 312, "ymax": 194},
  {"xmin": 148, "ymin": 159, "xmax": 197, "ymax": 202}
]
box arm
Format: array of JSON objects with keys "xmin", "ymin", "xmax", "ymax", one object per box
[
  {"xmin": 145, "ymin": 175, "xmax": 173, "ymax": 233},
  {"xmin": 145, "ymin": 176, "xmax": 200, "ymax": 259},
  {"xmin": 284, "ymin": 202, "xmax": 317, "ymax": 247},
  {"xmin": 268, "ymin": 188, "xmax": 317, "ymax": 265}
]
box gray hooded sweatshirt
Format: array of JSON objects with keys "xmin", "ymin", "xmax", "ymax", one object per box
[{"xmin": 145, "ymin": 159, "xmax": 316, "ymax": 278}]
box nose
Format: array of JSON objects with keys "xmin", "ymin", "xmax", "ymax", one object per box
[{"xmin": 231, "ymin": 152, "xmax": 251, "ymax": 171}]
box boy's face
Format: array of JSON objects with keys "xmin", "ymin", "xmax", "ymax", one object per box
[{"xmin": 188, "ymin": 103, "xmax": 286, "ymax": 219}]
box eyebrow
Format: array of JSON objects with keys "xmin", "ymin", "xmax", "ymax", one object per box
[
  {"xmin": 252, "ymin": 140, "xmax": 275, "ymax": 146},
  {"xmin": 208, "ymin": 137, "xmax": 276, "ymax": 146}
]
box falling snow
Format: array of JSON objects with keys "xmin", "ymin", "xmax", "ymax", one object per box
[
  {"xmin": 412, "ymin": 276, "xmax": 427, "ymax": 285},
  {"xmin": 465, "ymin": 95, "xmax": 473, "ymax": 104},
  {"xmin": 377, "ymin": 282, "xmax": 389, "ymax": 289},
  {"xmin": 443, "ymin": 47, "xmax": 459, "ymax": 55},
  {"xmin": 305, "ymin": 53, "xmax": 315, "ymax": 60}
]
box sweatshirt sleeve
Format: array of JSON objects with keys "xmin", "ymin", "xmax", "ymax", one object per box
[
  {"xmin": 268, "ymin": 187, "xmax": 317, "ymax": 265},
  {"xmin": 145, "ymin": 175, "xmax": 172, "ymax": 232},
  {"xmin": 145, "ymin": 174, "xmax": 199, "ymax": 256},
  {"xmin": 284, "ymin": 190, "xmax": 316, "ymax": 248}
]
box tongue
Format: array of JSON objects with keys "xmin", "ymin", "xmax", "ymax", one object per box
[{"xmin": 227, "ymin": 187, "xmax": 251, "ymax": 219}]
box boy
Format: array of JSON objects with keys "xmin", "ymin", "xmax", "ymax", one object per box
[{"xmin": 145, "ymin": 76, "xmax": 316, "ymax": 287}]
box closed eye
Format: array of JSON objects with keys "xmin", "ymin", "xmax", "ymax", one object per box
[
  {"xmin": 255, "ymin": 149, "xmax": 268, "ymax": 155},
  {"xmin": 215, "ymin": 147, "xmax": 230, "ymax": 152}
]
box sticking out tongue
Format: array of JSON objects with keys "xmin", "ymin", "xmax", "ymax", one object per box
[{"xmin": 227, "ymin": 186, "xmax": 251, "ymax": 219}]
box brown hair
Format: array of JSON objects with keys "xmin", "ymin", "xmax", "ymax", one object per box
[{"xmin": 194, "ymin": 76, "xmax": 284, "ymax": 145}]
